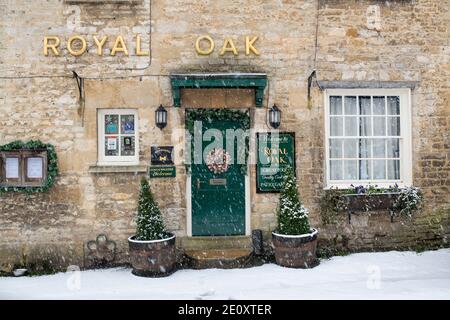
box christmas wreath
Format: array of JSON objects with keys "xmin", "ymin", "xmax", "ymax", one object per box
[
  {"xmin": 185, "ymin": 109, "xmax": 250, "ymax": 175},
  {"xmin": 205, "ymin": 148, "xmax": 231, "ymax": 174}
]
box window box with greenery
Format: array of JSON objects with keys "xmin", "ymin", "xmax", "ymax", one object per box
[
  {"xmin": 272, "ymin": 167, "xmax": 319, "ymax": 268},
  {"xmin": 320, "ymin": 184, "xmax": 423, "ymax": 224},
  {"xmin": 0, "ymin": 140, "xmax": 58, "ymax": 193},
  {"xmin": 128, "ymin": 177, "xmax": 177, "ymax": 277}
]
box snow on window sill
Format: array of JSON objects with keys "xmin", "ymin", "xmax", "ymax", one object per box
[{"xmin": 324, "ymin": 182, "xmax": 410, "ymax": 190}]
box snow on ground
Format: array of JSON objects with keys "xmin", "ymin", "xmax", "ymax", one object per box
[{"xmin": 1, "ymin": 249, "xmax": 449, "ymax": 300}]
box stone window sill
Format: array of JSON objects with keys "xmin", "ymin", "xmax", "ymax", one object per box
[
  {"xmin": 88, "ymin": 165, "xmax": 147, "ymax": 174},
  {"xmin": 64, "ymin": 0, "xmax": 142, "ymax": 4}
]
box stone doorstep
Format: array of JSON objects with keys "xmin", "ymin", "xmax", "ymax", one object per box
[
  {"xmin": 183, "ymin": 248, "xmax": 255, "ymax": 269},
  {"xmin": 179, "ymin": 236, "xmax": 255, "ymax": 269},
  {"xmin": 184, "ymin": 248, "xmax": 253, "ymax": 260},
  {"xmin": 178, "ymin": 235, "xmax": 253, "ymax": 251}
]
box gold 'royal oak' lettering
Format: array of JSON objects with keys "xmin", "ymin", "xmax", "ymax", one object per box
[
  {"xmin": 44, "ymin": 36, "xmax": 60, "ymax": 56},
  {"xmin": 93, "ymin": 36, "xmax": 108, "ymax": 56},
  {"xmin": 110, "ymin": 35, "xmax": 129, "ymax": 56},
  {"xmin": 195, "ymin": 35, "xmax": 260, "ymax": 56},
  {"xmin": 43, "ymin": 34, "xmax": 149, "ymax": 57},
  {"xmin": 67, "ymin": 35, "xmax": 87, "ymax": 56},
  {"xmin": 195, "ymin": 35, "xmax": 215, "ymax": 55}
]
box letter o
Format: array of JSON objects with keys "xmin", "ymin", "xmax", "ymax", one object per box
[
  {"xmin": 67, "ymin": 35, "xmax": 87, "ymax": 56},
  {"xmin": 195, "ymin": 35, "xmax": 214, "ymax": 55}
]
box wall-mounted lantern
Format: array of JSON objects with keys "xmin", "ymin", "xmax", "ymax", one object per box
[
  {"xmin": 155, "ymin": 104, "xmax": 167, "ymax": 129},
  {"xmin": 268, "ymin": 104, "xmax": 281, "ymax": 129}
]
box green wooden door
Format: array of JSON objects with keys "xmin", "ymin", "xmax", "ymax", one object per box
[{"xmin": 191, "ymin": 118, "xmax": 246, "ymax": 236}]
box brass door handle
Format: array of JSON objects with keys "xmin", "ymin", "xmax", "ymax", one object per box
[{"xmin": 196, "ymin": 178, "xmax": 202, "ymax": 189}]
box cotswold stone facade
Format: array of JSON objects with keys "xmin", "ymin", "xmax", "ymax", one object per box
[{"xmin": 0, "ymin": 0, "xmax": 449, "ymax": 272}]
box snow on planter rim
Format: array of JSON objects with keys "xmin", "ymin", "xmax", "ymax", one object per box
[
  {"xmin": 272, "ymin": 228, "xmax": 318, "ymax": 239},
  {"xmin": 128, "ymin": 233, "xmax": 175, "ymax": 244}
]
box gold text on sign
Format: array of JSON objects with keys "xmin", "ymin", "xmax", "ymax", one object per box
[
  {"xmin": 264, "ymin": 147, "xmax": 288, "ymax": 164},
  {"xmin": 195, "ymin": 36, "xmax": 260, "ymax": 56},
  {"xmin": 43, "ymin": 35, "xmax": 149, "ymax": 56}
]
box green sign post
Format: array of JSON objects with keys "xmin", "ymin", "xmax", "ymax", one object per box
[
  {"xmin": 149, "ymin": 166, "xmax": 176, "ymax": 178},
  {"xmin": 256, "ymin": 132, "xmax": 295, "ymax": 192}
]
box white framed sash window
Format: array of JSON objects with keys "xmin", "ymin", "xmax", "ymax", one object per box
[
  {"xmin": 97, "ymin": 109, "xmax": 139, "ymax": 165},
  {"xmin": 324, "ymin": 88, "xmax": 412, "ymax": 188}
]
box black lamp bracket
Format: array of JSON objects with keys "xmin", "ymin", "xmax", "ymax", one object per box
[{"xmin": 73, "ymin": 71, "xmax": 86, "ymax": 126}]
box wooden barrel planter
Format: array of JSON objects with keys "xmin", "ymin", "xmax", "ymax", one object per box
[
  {"xmin": 272, "ymin": 229, "xmax": 319, "ymax": 268},
  {"xmin": 128, "ymin": 233, "xmax": 177, "ymax": 277}
]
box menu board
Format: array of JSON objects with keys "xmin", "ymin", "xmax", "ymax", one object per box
[{"xmin": 256, "ymin": 132, "xmax": 296, "ymax": 193}]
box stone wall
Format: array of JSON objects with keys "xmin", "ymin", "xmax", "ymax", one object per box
[{"xmin": 0, "ymin": 0, "xmax": 449, "ymax": 272}]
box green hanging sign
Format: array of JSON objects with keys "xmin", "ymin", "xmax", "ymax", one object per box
[
  {"xmin": 256, "ymin": 132, "xmax": 296, "ymax": 193},
  {"xmin": 149, "ymin": 166, "xmax": 176, "ymax": 178}
]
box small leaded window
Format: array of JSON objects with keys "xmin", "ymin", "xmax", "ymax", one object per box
[{"xmin": 97, "ymin": 109, "xmax": 139, "ymax": 165}]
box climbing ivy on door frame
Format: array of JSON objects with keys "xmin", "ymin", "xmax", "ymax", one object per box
[{"xmin": 185, "ymin": 109, "xmax": 250, "ymax": 175}]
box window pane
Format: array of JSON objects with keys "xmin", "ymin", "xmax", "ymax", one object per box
[
  {"xmin": 328, "ymin": 93, "xmax": 404, "ymax": 184},
  {"xmin": 330, "ymin": 160, "xmax": 343, "ymax": 180},
  {"xmin": 27, "ymin": 157, "xmax": 43, "ymax": 178},
  {"xmin": 344, "ymin": 160, "xmax": 358, "ymax": 180},
  {"xmin": 329, "ymin": 139, "xmax": 343, "ymax": 158},
  {"xmin": 330, "ymin": 117, "xmax": 343, "ymax": 136},
  {"xmin": 359, "ymin": 139, "xmax": 372, "ymax": 158},
  {"xmin": 387, "ymin": 138, "xmax": 400, "ymax": 158},
  {"xmin": 387, "ymin": 117, "xmax": 400, "ymax": 136},
  {"xmin": 387, "ymin": 160, "xmax": 400, "ymax": 180},
  {"xmin": 359, "ymin": 96, "xmax": 371, "ymax": 115},
  {"xmin": 343, "ymin": 139, "xmax": 357, "ymax": 158},
  {"xmin": 373, "ymin": 117, "xmax": 386, "ymax": 136},
  {"xmin": 373, "ymin": 160, "xmax": 386, "ymax": 179},
  {"xmin": 387, "ymin": 96, "xmax": 400, "ymax": 115},
  {"xmin": 105, "ymin": 115, "xmax": 119, "ymax": 134},
  {"xmin": 105, "ymin": 136, "xmax": 119, "ymax": 156},
  {"xmin": 344, "ymin": 96, "xmax": 357, "ymax": 115},
  {"xmin": 5, "ymin": 158, "xmax": 19, "ymax": 178},
  {"xmin": 373, "ymin": 139, "xmax": 386, "ymax": 158},
  {"xmin": 344, "ymin": 117, "xmax": 357, "ymax": 136},
  {"xmin": 121, "ymin": 136, "xmax": 135, "ymax": 156},
  {"xmin": 359, "ymin": 160, "xmax": 371, "ymax": 179},
  {"xmin": 121, "ymin": 115, "xmax": 135, "ymax": 134},
  {"xmin": 373, "ymin": 96, "xmax": 385, "ymax": 115},
  {"xmin": 359, "ymin": 117, "xmax": 372, "ymax": 136},
  {"xmin": 330, "ymin": 96, "xmax": 342, "ymax": 115}
]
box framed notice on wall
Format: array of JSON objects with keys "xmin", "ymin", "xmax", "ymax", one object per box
[
  {"xmin": 149, "ymin": 166, "xmax": 176, "ymax": 178},
  {"xmin": 256, "ymin": 132, "xmax": 296, "ymax": 193},
  {"xmin": 151, "ymin": 146, "xmax": 174, "ymax": 165}
]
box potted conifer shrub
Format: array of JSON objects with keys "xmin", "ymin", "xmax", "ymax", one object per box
[
  {"xmin": 272, "ymin": 167, "xmax": 319, "ymax": 268},
  {"xmin": 128, "ymin": 177, "xmax": 177, "ymax": 277}
]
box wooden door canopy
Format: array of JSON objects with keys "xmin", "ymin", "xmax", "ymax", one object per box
[{"xmin": 170, "ymin": 73, "xmax": 267, "ymax": 107}]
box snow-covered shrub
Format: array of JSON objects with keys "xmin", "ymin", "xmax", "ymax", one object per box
[
  {"xmin": 135, "ymin": 177, "xmax": 167, "ymax": 240},
  {"xmin": 393, "ymin": 186, "xmax": 423, "ymax": 216},
  {"xmin": 276, "ymin": 167, "xmax": 311, "ymax": 235}
]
